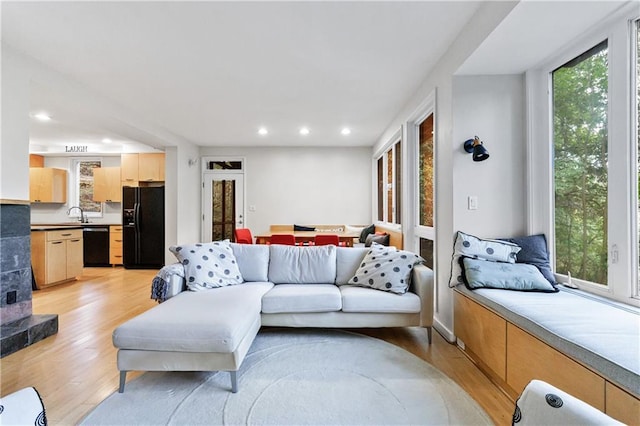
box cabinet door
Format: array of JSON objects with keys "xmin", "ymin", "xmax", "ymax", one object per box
[
  {"xmin": 66, "ymin": 238, "xmax": 84, "ymax": 279},
  {"xmin": 93, "ymin": 167, "xmax": 122, "ymax": 202},
  {"xmin": 121, "ymin": 153, "xmax": 139, "ymax": 185},
  {"xmin": 46, "ymin": 240, "xmax": 68, "ymax": 283},
  {"xmin": 29, "ymin": 168, "xmax": 67, "ymax": 203},
  {"xmin": 138, "ymin": 153, "xmax": 165, "ymax": 182},
  {"xmin": 29, "ymin": 168, "xmax": 46, "ymax": 202}
]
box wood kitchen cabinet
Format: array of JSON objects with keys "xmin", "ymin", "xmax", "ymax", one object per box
[
  {"xmin": 121, "ymin": 153, "xmax": 165, "ymax": 186},
  {"xmin": 29, "ymin": 168, "xmax": 67, "ymax": 203},
  {"xmin": 109, "ymin": 225, "xmax": 123, "ymax": 265},
  {"xmin": 31, "ymin": 229, "xmax": 83, "ymax": 288},
  {"xmin": 93, "ymin": 167, "xmax": 122, "ymax": 202}
]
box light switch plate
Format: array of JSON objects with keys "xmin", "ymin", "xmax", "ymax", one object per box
[{"xmin": 468, "ymin": 196, "xmax": 478, "ymax": 210}]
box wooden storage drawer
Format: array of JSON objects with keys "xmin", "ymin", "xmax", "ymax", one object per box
[
  {"xmin": 109, "ymin": 225, "xmax": 123, "ymax": 265},
  {"xmin": 454, "ymin": 291, "xmax": 507, "ymax": 380},
  {"xmin": 46, "ymin": 229, "xmax": 82, "ymax": 241},
  {"xmin": 506, "ymin": 323, "xmax": 605, "ymax": 410},
  {"xmin": 605, "ymin": 381, "xmax": 640, "ymax": 424}
]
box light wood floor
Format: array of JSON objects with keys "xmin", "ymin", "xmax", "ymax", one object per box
[{"xmin": 1, "ymin": 267, "xmax": 514, "ymax": 425}]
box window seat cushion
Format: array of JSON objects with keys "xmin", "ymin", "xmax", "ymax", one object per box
[{"xmin": 455, "ymin": 285, "xmax": 639, "ymax": 395}]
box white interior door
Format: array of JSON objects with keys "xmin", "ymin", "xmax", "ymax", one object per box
[{"xmin": 202, "ymin": 174, "xmax": 245, "ymax": 242}]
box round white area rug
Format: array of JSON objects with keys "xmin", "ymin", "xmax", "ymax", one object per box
[{"xmin": 81, "ymin": 329, "xmax": 492, "ymax": 425}]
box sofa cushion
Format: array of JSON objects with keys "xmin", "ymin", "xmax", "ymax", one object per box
[
  {"xmin": 229, "ymin": 243, "xmax": 270, "ymax": 282},
  {"xmin": 169, "ymin": 240, "xmax": 243, "ymax": 290},
  {"xmin": 113, "ymin": 282, "xmax": 273, "ymax": 352},
  {"xmin": 261, "ymin": 284, "xmax": 342, "ymax": 313},
  {"xmin": 340, "ymin": 286, "xmax": 421, "ymax": 313},
  {"xmin": 336, "ymin": 247, "xmax": 369, "ymax": 285},
  {"xmin": 268, "ymin": 245, "xmax": 337, "ymax": 284},
  {"xmin": 346, "ymin": 243, "xmax": 424, "ymax": 294}
]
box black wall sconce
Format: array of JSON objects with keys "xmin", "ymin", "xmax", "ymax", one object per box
[{"xmin": 463, "ymin": 136, "xmax": 490, "ymax": 162}]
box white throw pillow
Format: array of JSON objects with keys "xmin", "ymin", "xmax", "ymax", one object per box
[
  {"xmin": 346, "ymin": 243, "xmax": 424, "ymax": 294},
  {"xmin": 449, "ymin": 231, "xmax": 521, "ymax": 288},
  {"xmin": 169, "ymin": 240, "xmax": 243, "ymax": 291}
]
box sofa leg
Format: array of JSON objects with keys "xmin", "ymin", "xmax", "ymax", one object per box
[
  {"xmin": 230, "ymin": 371, "xmax": 238, "ymax": 393},
  {"xmin": 427, "ymin": 327, "xmax": 432, "ymax": 344},
  {"xmin": 118, "ymin": 371, "xmax": 127, "ymax": 393}
]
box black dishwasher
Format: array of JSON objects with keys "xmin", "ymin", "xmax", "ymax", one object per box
[{"xmin": 83, "ymin": 226, "xmax": 110, "ymax": 266}]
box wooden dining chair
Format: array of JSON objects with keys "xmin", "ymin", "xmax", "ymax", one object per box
[
  {"xmin": 234, "ymin": 228, "xmax": 253, "ymax": 244},
  {"xmin": 269, "ymin": 234, "xmax": 296, "ymax": 245},
  {"xmin": 314, "ymin": 234, "xmax": 340, "ymax": 246}
]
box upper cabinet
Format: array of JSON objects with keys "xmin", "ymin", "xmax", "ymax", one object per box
[
  {"xmin": 29, "ymin": 168, "xmax": 67, "ymax": 203},
  {"xmin": 93, "ymin": 167, "xmax": 122, "ymax": 202},
  {"xmin": 121, "ymin": 153, "xmax": 165, "ymax": 186}
]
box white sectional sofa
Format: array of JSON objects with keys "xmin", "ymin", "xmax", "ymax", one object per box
[{"xmin": 113, "ymin": 243, "xmax": 434, "ymax": 393}]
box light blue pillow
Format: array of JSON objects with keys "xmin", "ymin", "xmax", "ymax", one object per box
[
  {"xmin": 460, "ymin": 257, "xmax": 558, "ymax": 292},
  {"xmin": 449, "ymin": 231, "xmax": 521, "ymax": 287}
]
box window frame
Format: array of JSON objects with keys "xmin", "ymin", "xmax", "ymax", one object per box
[
  {"xmin": 373, "ymin": 129, "xmax": 402, "ymax": 225},
  {"xmin": 527, "ymin": 5, "xmax": 639, "ymax": 306}
]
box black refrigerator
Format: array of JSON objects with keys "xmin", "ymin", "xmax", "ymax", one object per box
[{"xmin": 123, "ymin": 186, "xmax": 165, "ymax": 269}]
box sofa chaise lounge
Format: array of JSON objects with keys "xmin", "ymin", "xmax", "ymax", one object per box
[{"xmin": 113, "ymin": 242, "xmax": 434, "ymax": 393}]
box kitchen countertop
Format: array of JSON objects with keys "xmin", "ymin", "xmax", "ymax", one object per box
[{"xmin": 31, "ymin": 223, "xmax": 122, "ymax": 231}]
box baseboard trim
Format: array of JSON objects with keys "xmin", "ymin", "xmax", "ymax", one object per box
[{"xmin": 433, "ymin": 318, "xmax": 455, "ymax": 343}]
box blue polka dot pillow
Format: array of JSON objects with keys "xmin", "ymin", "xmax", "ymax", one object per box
[
  {"xmin": 449, "ymin": 231, "xmax": 521, "ymax": 287},
  {"xmin": 169, "ymin": 240, "xmax": 243, "ymax": 291},
  {"xmin": 346, "ymin": 243, "xmax": 425, "ymax": 294}
]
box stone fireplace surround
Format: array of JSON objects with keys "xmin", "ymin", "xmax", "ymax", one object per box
[{"xmin": 0, "ymin": 201, "xmax": 57, "ymax": 357}]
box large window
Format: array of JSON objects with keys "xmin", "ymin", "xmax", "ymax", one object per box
[
  {"xmin": 537, "ymin": 8, "xmax": 639, "ymax": 305},
  {"xmin": 552, "ymin": 41, "xmax": 609, "ymax": 285},
  {"xmin": 419, "ymin": 114, "xmax": 434, "ymax": 228},
  {"xmin": 376, "ymin": 139, "xmax": 402, "ymax": 224}
]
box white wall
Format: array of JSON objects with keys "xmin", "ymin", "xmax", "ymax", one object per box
[
  {"xmin": 30, "ymin": 155, "xmax": 123, "ymax": 224},
  {"xmin": 372, "ymin": 1, "xmax": 519, "ymax": 341},
  {"xmin": 199, "ymin": 146, "xmax": 372, "ymax": 237},
  {"xmin": 1, "ymin": 46, "xmax": 201, "ymax": 266},
  {"xmin": 452, "ymin": 75, "xmax": 526, "ymax": 238},
  {"xmin": 1, "ymin": 48, "xmax": 31, "ymax": 201},
  {"xmin": 164, "ymin": 145, "xmax": 201, "ymax": 264}
]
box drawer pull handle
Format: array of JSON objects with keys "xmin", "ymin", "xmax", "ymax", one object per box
[
  {"xmin": 115, "ymin": 239, "xmax": 122, "ymax": 242},
  {"xmin": 61, "ymin": 233, "xmax": 72, "ymax": 236},
  {"xmin": 70, "ymin": 239, "xmax": 80, "ymax": 242},
  {"xmin": 52, "ymin": 241, "xmax": 63, "ymax": 245}
]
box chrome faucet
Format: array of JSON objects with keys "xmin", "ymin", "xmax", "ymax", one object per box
[{"xmin": 67, "ymin": 206, "xmax": 87, "ymax": 223}]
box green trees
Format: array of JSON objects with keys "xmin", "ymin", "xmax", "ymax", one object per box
[{"xmin": 552, "ymin": 42, "xmax": 608, "ymax": 285}]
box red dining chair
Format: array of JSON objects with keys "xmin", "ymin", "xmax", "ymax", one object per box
[
  {"xmin": 269, "ymin": 234, "xmax": 296, "ymax": 245},
  {"xmin": 234, "ymin": 228, "xmax": 253, "ymax": 244},
  {"xmin": 314, "ymin": 234, "xmax": 340, "ymax": 246}
]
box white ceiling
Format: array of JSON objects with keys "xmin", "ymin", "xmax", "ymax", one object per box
[
  {"xmin": 2, "ymin": 1, "xmax": 483, "ymax": 152},
  {"xmin": 3, "ymin": 1, "xmax": 630, "ymax": 154},
  {"xmin": 457, "ymin": 1, "xmax": 631, "ymax": 75}
]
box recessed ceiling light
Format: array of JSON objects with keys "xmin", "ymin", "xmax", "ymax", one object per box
[
  {"xmin": 341, "ymin": 128, "xmax": 351, "ymax": 135},
  {"xmin": 34, "ymin": 113, "xmax": 51, "ymax": 121},
  {"xmin": 102, "ymin": 138, "xmax": 112, "ymax": 144},
  {"xmin": 299, "ymin": 127, "xmax": 310, "ymax": 135},
  {"xmin": 258, "ymin": 127, "xmax": 268, "ymax": 136}
]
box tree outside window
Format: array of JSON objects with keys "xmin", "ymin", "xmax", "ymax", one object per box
[
  {"xmin": 76, "ymin": 160, "xmax": 102, "ymax": 214},
  {"xmin": 552, "ymin": 41, "xmax": 608, "ymax": 285}
]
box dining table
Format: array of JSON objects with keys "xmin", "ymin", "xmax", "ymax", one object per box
[{"xmin": 254, "ymin": 230, "xmax": 360, "ymax": 247}]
